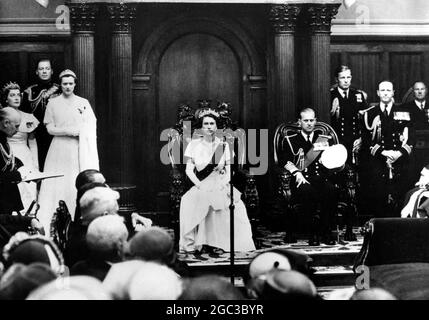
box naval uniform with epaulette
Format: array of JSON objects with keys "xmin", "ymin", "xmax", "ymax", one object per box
[
  {"xmin": 278, "ymin": 130, "xmax": 337, "ymax": 244},
  {"xmin": 360, "ymin": 102, "xmax": 414, "ymax": 217},
  {"xmin": 330, "ymin": 87, "xmax": 368, "ymax": 163}
]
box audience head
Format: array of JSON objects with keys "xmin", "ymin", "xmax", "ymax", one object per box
[
  {"xmin": 86, "ymin": 215, "xmax": 129, "ymax": 263},
  {"xmin": 1, "ymin": 82, "xmax": 21, "ymax": 109},
  {"xmin": 335, "ymin": 65, "xmax": 352, "ymax": 90},
  {"xmin": 0, "ymin": 263, "xmax": 57, "ymax": 300},
  {"xmin": 413, "ymin": 81, "xmax": 427, "ymax": 102},
  {"xmin": 102, "ymin": 260, "xmax": 153, "ymax": 300},
  {"xmin": 2, "ymin": 232, "xmax": 65, "ymax": 276},
  {"xmin": 179, "ymin": 275, "xmax": 244, "ymax": 300},
  {"xmin": 127, "ymin": 227, "xmax": 175, "ymax": 265},
  {"xmin": 79, "ymin": 187, "xmax": 120, "ymax": 226},
  {"xmin": 35, "ymin": 58, "xmax": 53, "ymax": 82},
  {"xmin": 244, "ymin": 249, "xmax": 314, "ymax": 299},
  {"xmin": 350, "ymin": 288, "xmax": 396, "ymax": 300},
  {"xmin": 259, "ymin": 270, "xmax": 318, "ymax": 300},
  {"xmin": 27, "ymin": 276, "xmax": 111, "ymax": 300},
  {"xmin": 128, "ymin": 262, "xmax": 183, "ymax": 300},
  {"xmin": 75, "ymin": 169, "xmax": 106, "ymax": 190},
  {"xmin": 0, "ymin": 107, "xmax": 21, "ymax": 137},
  {"xmin": 377, "ymin": 80, "xmax": 395, "ymax": 104}
]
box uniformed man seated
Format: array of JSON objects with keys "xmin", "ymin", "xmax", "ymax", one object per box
[{"xmin": 278, "ymin": 108, "xmax": 345, "ymax": 246}]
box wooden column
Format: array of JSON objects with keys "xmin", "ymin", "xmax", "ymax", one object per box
[
  {"xmin": 269, "ymin": 4, "xmax": 301, "ymax": 123},
  {"xmin": 69, "ymin": 3, "xmax": 98, "ymax": 111},
  {"xmin": 107, "ymin": 3, "xmax": 137, "ymax": 217},
  {"xmin": 107, "ymin": 3, "xmax": 136, "ymax": 186},
  {"xmin": 306, "ymin": 4, "xmax": 340, "ymax": 122}
]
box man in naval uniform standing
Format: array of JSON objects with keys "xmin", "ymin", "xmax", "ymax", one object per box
[
  {"xmin": 402, "ymin": 81, "xmax": 429, "ymax": 186},
  {"xmin": 21, "ymin": 58, "xmax": 60, "ymax": 171},
  {"xmin": 330, "ymin": 65, "xmax": 368, "ymax": 240},
  {"xmin": 360, "ymin": 81, "xmax": 414, "ymax": 218}
]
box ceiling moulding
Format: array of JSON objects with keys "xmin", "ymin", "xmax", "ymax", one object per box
[
  {"xmin": 0, "ymin": 18, "xmax": 70, "ymax": 36},
  {"xmin": 332, "ymin": 23, "xmax": 429, "ymax": 36}
]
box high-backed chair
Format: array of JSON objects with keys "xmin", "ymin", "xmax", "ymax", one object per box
[
  {"xmin": 273, "ymin": 121, "xmax": 358, "ymax": 241},
  {"xmin": 167, "ymin": 100, "xmax": 260, "ymax": 248}
]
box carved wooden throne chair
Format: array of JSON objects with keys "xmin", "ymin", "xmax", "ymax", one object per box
[
  {"xmin": 167, "ymin": 100, "xmax": 260, "ymax": 248},
  {"xmin": 273, "ymin": 121, "xmax": 358, "ymax": 242}
]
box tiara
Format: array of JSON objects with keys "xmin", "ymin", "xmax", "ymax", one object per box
[
  {"xmin": 2, "ymin": 81, "xmax": 20, "ymax": 94},
  {"xmin": 197, "ymin": 108, "xmax": 219, "ymax": 119},
  {"xmin": 59, "ymin": 69, "xmax": 77, "ymax": 79}
]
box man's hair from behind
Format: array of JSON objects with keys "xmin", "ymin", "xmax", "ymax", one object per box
[
  {"xmin": 79, "ymin": 187, "xmax": 120, "ymax": 224},
  {"xmin": 75, "ymin": 169, "xmax": 104, "ymax": 189}
]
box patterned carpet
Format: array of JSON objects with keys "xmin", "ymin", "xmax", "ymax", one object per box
[{"xmin": 177, "ymin": 226, "xmax": 364, "ymax": 266}]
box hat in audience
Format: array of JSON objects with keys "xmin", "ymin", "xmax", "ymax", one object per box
[
  {"xmin": 26, "ymin": 276, "xmax": 111, "ymax": 300},
  {"xmin": 2, "ymin": 232, "xmax": 65, "ymax": 275},
  {"xmin": 260, "ymin": 270, "xmax": 318, "ymax": 300},
  {"xmin": 102, "ymin": 260, "xmax": 147, "ymax": 300},
  {"xmin": 350, "ymin": 288, "xmax": 396, "ymax": 300},
  {"xmin": 128, "ymin": 261, "xmax": 182, "ymax": 300},
  {"xmin": 127, "ymin": 227, "xmax": 175, "ymax": 265},
  {"xmin": 179, "ymin": 275, "xmax": 244, "ymax": 300},
  {"xmin": 0, "ymin": 263, "xmax": 57, "ymax": 300}
]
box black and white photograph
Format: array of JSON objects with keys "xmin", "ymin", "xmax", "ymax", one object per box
[{"xmin": 0, "ymin": 0, "xmax": 428, "ymax": 305}]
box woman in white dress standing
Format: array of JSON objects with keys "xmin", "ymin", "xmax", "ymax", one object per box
[
  {"xmin": 2, "ymin": 82, "xmax": 39, "ymax": 214},
  {"xmin": 38, "ymin": 69, "xmax": 99, "ymax": 233},
  {"xmin": 179, "ymin": 108, "xmax": 255, "ymax": 254}
]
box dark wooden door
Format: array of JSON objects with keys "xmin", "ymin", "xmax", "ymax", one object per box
[
  {"xmin": 0, "ymin": 42, "xmax": 71, "ymax": 95},
  {"xmin": 155, "ymin": 33, "xmax": 240, "ymax": 209}
]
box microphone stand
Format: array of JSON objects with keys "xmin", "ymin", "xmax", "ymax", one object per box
[{"xmin": 228, "ymin": 135, "xmax": 235, "ymax": 285}]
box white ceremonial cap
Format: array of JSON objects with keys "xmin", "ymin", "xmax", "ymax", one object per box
[{"xmin": 320, "ymin": 144, "xmax": 348, "ymax": 170}]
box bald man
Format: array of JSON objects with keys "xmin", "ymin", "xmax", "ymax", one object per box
[
  {"xmin": 0, "ymin": 107, "xmax": 43, "ymax": 243},
  {"xmin": 0, "ymin": 107, "xmax": 23, "ymax": 214},
  {"xmin": 70, "ymin": 215, "xmax": 128, "ymax": 281}
]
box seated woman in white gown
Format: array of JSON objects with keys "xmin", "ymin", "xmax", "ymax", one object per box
[
  {"xmin": 38, "ymin": 69, "xmax": 99, "ymax": 233},
  {"xmin": 179, "ymin": 107, "xmax": 255, "ymax": 254},
  {"xmin": 2, "ymin": 82, "xmax": 39, "ymax": 214}
]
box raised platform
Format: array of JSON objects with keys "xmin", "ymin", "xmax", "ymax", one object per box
[{"xmin": 175, "ymin": 226, "xmax": 363, "ymax": 294}]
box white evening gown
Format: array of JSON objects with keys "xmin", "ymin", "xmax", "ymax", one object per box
[
  {"xmin": 37, "ymin": 94, "xmax": 99, "ymax": 233},
  {"xmin": 179, "ymin": 138, "xmax": 255, "ymax": 253},
  {"xmin": 8, "ymin": 111, "xmax": 39, "ymax": 214}
]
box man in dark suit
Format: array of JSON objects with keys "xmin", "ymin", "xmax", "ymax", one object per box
[
  {"xmin": 403, "ymin": 81, "xmax": 429, "ymax": 131},
  {"xmin": 21, "ymin": 59, "xmax": 60, "ymax": 171},
  {"xmin": 360, "ymin": 81, "xmax": 414, "ymax": 218},
  {"xmin": 402, "ymin": 81, "xmax": 429, "ymax": 186},
  {"xmin": 278, "ymin": 108, "xmax": 338, "ymax": 246}
]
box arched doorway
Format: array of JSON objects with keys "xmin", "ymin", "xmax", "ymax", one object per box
[{"xmin": 133, "ymin": 15, "xmax": 265, "ymax": 211}]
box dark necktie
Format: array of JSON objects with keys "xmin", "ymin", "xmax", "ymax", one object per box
[
  {"xmin": 307, "ymin": 134, "xmax": 311, "ymax": 143},
  {"xmin": 383, "ymin": 104, "xmax": 389, "ymax": 117},
  {"xmin": 343, "ymin": 90, "xmax": 348, "ymax": 99}
]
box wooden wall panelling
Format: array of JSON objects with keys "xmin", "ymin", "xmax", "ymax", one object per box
[{"xmin": 330, "ymin": 41, "xmax": 429, "ymax": 104}]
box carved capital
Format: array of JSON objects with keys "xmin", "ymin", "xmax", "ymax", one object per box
[
  {"xmin": 306, "ymin": 4, "xmax": 340, "ymax": 33},
  {"xmin": 269, "ymin": 4, "xmax": 301, "ymax": 34},
  {"xmin": 107, "ymin": 3, "xmax": 137, "ymax": 34},
  {"xmin": 69, "ymin": 3, "xmax": 99, "ymax": 33}
]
